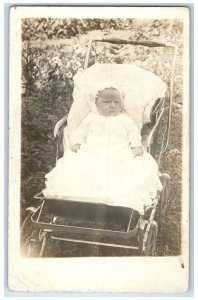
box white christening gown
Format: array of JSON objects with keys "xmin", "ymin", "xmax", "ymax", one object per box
[{"xmin": 43, "ymin": 112, "xmax": 162, "ymax": 214}]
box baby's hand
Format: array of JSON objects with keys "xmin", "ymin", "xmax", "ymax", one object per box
[
  {"xmin": 131, "ymin": 146, "xmax": 144, "ymax": 157},
  {"xmin": 71, "ymin": 143, "xmax": 81, "ymax": 153}
]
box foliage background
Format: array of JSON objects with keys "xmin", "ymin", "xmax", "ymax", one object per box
[{"xmin": 21, "ymin": 18, "xmax": 183, "ymax": 256}]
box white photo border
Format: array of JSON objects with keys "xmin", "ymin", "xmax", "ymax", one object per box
[{"xmin": 2, "ymin": 4, "xmax": 195, "ymax": 295}]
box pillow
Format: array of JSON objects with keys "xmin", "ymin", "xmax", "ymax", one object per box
[{"xmin": 66, "ymin": 63, "xmax": 167, "ymax": 143}]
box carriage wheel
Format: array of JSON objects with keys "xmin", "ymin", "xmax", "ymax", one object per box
[
  {"xmin": 38, "ymin": 230, "xmax": 49, "ymax": 257},
  {"xmin": 143, "ymin": 222, "xmax": 158, "ymax": 256},
  {"xmin": 137, "ymin": 228, "xmax": 144, "ymax": 255},
  {"xmin": 158, "ymin": 173, "xmax": 170, "ymax": 227},
  {"xmin": 21, "ymin": 210, "xmax": 39, "ymax": 257},
  {"xmin": 20, "ymin": 210, "xmax": 48, "ymax": 257}
]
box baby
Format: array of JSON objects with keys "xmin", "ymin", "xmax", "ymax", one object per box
[
  {"xmin": 43, "ymin": 87, "xmax": 162, "ymax": 215},
  {"xmin": 70, "ymin": 87, "xmax": 143, "ymax": 157}
]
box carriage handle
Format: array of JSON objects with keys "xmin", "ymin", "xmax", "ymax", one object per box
[
  {"xmin": 84, "ymin": 37, "xmax": 176, "ymax": 70},
  {"xmin": 94, "ymin": 37, "xmax": 173, "ymax": 47}
]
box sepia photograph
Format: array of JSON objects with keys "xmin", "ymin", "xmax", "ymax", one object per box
[{"xmin": 9, "ymin": 6, "xmax": 189, "ymax": 292}]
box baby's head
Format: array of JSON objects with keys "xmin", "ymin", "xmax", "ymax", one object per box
[{"xmin": 95, "ymin": 87, "xmax": 122, "ymax": 117}]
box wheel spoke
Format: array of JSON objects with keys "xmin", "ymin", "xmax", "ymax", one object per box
[
  {"xmin": 144, "ymin": 223, "xmax": 157, "ymax": 256},
  {"xmin": 39, "ymin": 233, "xmax": 48, "ymax": 257}
]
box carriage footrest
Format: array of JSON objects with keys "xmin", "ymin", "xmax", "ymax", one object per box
[{"xmin": 51, "ymin": 236, "xmax": 139, "ymax": 250}]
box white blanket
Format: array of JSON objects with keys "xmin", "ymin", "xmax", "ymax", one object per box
[{"xmin": 44, "ymin": 112, "xmax": 162, "ymax": 214}]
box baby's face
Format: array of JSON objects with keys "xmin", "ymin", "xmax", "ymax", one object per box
[{"xmin": 96, "ymin": 88, "xmax": 122, "ymax": 116}]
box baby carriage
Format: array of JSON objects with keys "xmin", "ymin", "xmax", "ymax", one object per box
[{"xmin": 21, "ymin": 35, "xmax": 177, "ymax": 257}]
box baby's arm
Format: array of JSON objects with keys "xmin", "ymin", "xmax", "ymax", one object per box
[
  {"xmin": 126, "ymin": 117, "xmax": 143, "ymax": 157},
  {"xmin": 70, "ymin": 113, "xmax": 91, "ymax": 152}
]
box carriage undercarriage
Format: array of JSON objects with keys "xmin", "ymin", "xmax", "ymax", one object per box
[{"xmin": 21, "ymin": 173, "xmax": 170, "ymax": 257}]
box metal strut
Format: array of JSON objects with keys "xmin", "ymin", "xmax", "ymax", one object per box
[{"xmin": 161, "ymin": 45, "xmax": 178, "ymax": 154}]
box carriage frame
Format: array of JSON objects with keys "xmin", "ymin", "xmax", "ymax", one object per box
[{"xmin": 21, "ymin": 36, "xmax": 176, "ymax": 257}]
